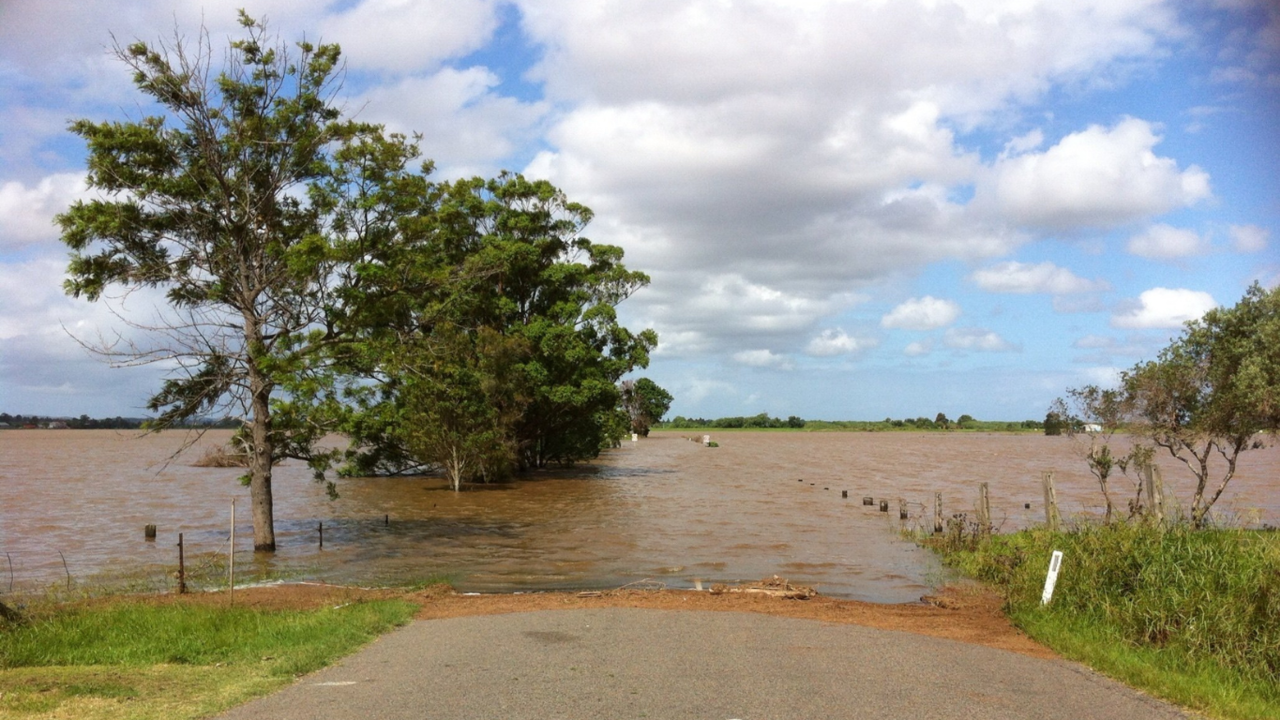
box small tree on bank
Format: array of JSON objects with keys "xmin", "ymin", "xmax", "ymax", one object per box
[
  {"xmin": 1122, "ymin": 283, "xmax": 1279, "ymax": 527},
  {"xmin": 1062, "ymin": 283, "xmax": 1279, "ymax": 528}
]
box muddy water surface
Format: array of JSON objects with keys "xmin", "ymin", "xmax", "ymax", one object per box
[{"xmin": 1, "ymin": 430, "xmax": 1276, "ymax": 602}]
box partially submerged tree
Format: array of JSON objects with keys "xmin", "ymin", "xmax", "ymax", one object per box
[
  {"xmin": 1120, "ymin": 282, "xmax": 1279, "ymax": 527},
  {"xmin": 58, "ymin": 14, "xmax": 389, "ymax": 550},
  {"xmin": 1056, "ymin": 386, "xmax": 1132, "ymax": 522},
  {"xmin": 620, "ymin": 377, "xmax": 673, "ymax": 436},
  {"xmin": 338, "ymin": 173, "xmax": 657, "ymax": 480}
]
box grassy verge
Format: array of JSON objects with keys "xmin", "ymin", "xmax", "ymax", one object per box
[
  {"xmin": 0, "ymin": 596, "xmax": 417, "ymax": 719},
  {"xmin": 926, "ymin": 523, "xmax": 1280, "ymax": 719}
]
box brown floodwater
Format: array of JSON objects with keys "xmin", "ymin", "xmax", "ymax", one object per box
[{"xmin": 1, "ymin": 429, "xmax": 1276, "ymax": 602}]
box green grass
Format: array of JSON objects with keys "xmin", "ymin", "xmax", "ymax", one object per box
[
  {"xmin": 0, "ymin": 598, "xmax": 417, "ymax": 719},
  {"xmin": 928, "ymin": 522, "xmax": 1280, "ymax": 719}
]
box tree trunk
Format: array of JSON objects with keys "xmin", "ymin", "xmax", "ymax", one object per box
[{"xmin": 248, "ymin": 359, "xmax": 277, "ymax": 552}]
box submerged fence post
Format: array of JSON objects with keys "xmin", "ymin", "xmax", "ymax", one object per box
[
  {"xmin": 318, "ymin": 522, "xmax": 324, "ymax": 550},
  {"xmin": 878, "ymin": 499, "xmax": 889, "ymax": 513},
  {"xmin": 933, "ymin": 492, "xmax": 944, "ymax": 535},
  {"xmin": 177, "ymin": 533, "xmax": 187, "ymax": 595},
  {"xmin": 976, "ymin": 483, "xmax": 991, "ymax": 536},
  {"xmin": 1042, "ymin": 472, "xmax": 1060, "ymax": 531},
  {"xmin": 898, "ymin": 498, "xmax": 908, "ymax": 521},
  {"xmin": 144, "ymin": 524, "xmax": 156, "ymax": 541}
]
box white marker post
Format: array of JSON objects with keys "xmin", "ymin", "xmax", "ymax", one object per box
[{"xmin": 1041, "ymin": 550, "xmax": 1063, "ymax": 605}]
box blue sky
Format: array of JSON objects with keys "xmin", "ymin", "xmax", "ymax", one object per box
[{"xmin": 1, "ymin": 0, "xmax": 1276, "ymax": 421}]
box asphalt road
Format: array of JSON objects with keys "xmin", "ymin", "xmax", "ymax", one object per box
[{"xmin": 217, "ymin": 609, "xmax": 1196, "ymax": 720}]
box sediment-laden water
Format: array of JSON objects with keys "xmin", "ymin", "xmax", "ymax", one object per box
[{"xmin": 1, "ymin": 429, "xmax": 1276, "ymax": 602}]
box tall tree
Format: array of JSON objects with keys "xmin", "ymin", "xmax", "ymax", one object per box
[{"xmin": 58, "ymin": 14, "xmax": 389, "ymax": 550}]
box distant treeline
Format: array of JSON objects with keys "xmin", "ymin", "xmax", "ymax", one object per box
[
  {"xmin": 659, "ymin": 412, "xmax": 1045, "ymax": 432},
  {"xmin": 0, "ymin": 413, "xmax": 241, "ymax": 430}
]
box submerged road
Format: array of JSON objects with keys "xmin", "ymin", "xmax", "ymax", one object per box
[{"xmin": 217, "ymin": 608, "xmax": 1196, "ymax": 720}]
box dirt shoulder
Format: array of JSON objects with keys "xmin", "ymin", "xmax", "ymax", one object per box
[{"xmin": 139, "ymin": 580, "xmax": 1053, "ymax": 660}]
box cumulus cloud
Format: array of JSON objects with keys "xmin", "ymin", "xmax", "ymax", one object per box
[
  {"xmin": 1229, "ymin": 224, "xmax": 1270, "ymax": 253},
  {"xmin": 977, "ymin": 118, "xmax": 1211, "ymax": 229},
  {"xmin": 943, "ymin": 327, "xmax": 1019, "ymax": 352},
  {"xmin": 318, "ymin": 0, "xmax": 499, "ymax": 73},
  {"xmin": 1127, "ymin": 224, "xmax": 1210, "ymax": 259},
  {"xmin": 348, "ymin": 67, "xmax": 547, "ymax": 174},
  {"xmin": 970, "ymin": 261, "xmax": 1106, "ymax": 294},
  {"xmin": 805, "ymin": 329, "xmax": 877, "ymax": 357},
  {"xmin": 518, "ymin": 0, "xmax": 1185, "ymax": 353},
  {"xmin": 881, "ymin": 296, "xmax": 961, "ymax": 330},
  {"xmin": 0, "ymin": 173, "xmax": 88, "ymax": 249},
  {"xmin": 732, "ymin": 349, "xmax": 793, "ymax": 370},
  {"xmin": 1111, "ymin": 287, "xmax": 1217, "ymax": 329},
  {"xmin": 903, "ymin": 340, "xmax": 933, "ymax": 357}
]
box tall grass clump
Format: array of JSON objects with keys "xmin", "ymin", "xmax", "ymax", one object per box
[{"xmin": 930, "ymin": 522, "xmax": 1280, "ymax": 717}]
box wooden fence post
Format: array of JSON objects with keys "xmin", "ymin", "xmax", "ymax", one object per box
[
  {"xmin": 177, "ymin": 533, "xmax": 187, "ymax": 595},
  {"xmin": 1042, "ymin": 472, "xmax": 1060, "ymax": 531},
  {"xmin": 1144, "ymin": 465, "xmax": 1165, "ymax": 526},
  {"xmin": 933, "ymin": 492, "xmax": 944, "ymax": 535},
  {"xmin": 898, "ymin": 498, "xmax": 908, "ymax": 521},
  {"xmin": 977, "ymin": 483, "xmax": 991, "ymax": 536}
]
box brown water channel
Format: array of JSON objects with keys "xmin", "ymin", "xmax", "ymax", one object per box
[{"xmin": 2, "ymin": 430, "xmax": 1277, "ymax": 602}]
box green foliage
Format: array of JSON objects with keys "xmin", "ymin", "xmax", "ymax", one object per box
[
  {"xmin": 55, "ymin": 13, "xmax": 405, "ymax": 548},
  {"xmin": 1121, "ymin": 283, "xmax": 1280, "ymax": 526},
  {"xmin": 621, "ymin": 377, "xmax": 674, "ymax": 436},
  {"xmin": 336, "ymin": 172, "xmax": 657, "ymax": 478},
  {"xmin": 1043, "ymin": 410, "xmax": 1066, "ymax": 436}
]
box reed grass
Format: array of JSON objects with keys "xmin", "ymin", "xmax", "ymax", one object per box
[{"xmin": 927, "ymin": 522, "xmax": 1280, "ymax": 719}]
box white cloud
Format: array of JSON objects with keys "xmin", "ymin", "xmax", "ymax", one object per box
[
  {"xmin": 348, "ymin": 67, "xmax": 547, "ymax": 174},
  {"xmin": 943, "ymin": 327, "xmax": 1018, "ymax": 352},
  {"xmin": 1111, "ymin": 287, "xmax": 1217, "ymax": 329},
  {"xmin": 903, "ymin": 340, "xmax": 933, "ymax": 357},
  {"xmin": 732, "ymin": 349, "xmax": 793, "ymax": 370},
  {"xmin": 0, "ymin": 173, "xmax": 88, "ymax": 249},
  {"xmin": 881, "ymin": 296, "xmax": 961, "ymax": 330},
  {"xmin": 1127, "ymin": 224, "xmax": 1210, "ymax": 259},
  {"xmin": 517, "ymin": 0, "xmax": 1183, "ymax": 352},
  {"xmin": 978, "ymin": 118, "xmax": 1211, "ymax": 229},
  {"xmin": 970, "ymin": 261, "xmax": 1106, "ymax": 294},
  {"xmin": 805, "ymin": 329, "xmax": 877, "ymax": 357},
  {"xmin": 318, "ymin": 0, "xmax": 500, "ymax": 73},
  {"xmin": 1229, "ymin": 224, "xmax": 1270, "ymax": 253}
]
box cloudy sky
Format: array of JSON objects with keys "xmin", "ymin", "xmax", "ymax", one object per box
[{"xmin": 1, "ymin": 0, "xmax": 1277, "ymax": 421}]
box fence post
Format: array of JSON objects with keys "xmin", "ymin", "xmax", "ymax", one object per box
[
  {"xmin": 1042, "ymin": 472, "xmax": 1060, "ymax": 531},
  {"xmin": 1144, "ymin": 465, "xmax": 1165, "ymax": 526},
  {"xmin": 229, "ymin": 499, "xmax": 236, "ymax": 604},
  {"xmin": 933, "ymin": 493, "xmax": 944, "ymax": 534},
  {"xmin": 977, "ymin": 483, "xmax": 991, "ymax": 536},
  {"xmin": 177, "ymin": 533, "xmax": 187, "ymax": 595},
  {"xmin": 898, "ymin": 498, "xmax": 908, "ymax": 521}
]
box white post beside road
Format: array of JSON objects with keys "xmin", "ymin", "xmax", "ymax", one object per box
[
  {"xmin": 1041, "ymin": 550, "xmax": 1063, "ymax": 605},
  {"xmin": 229, "ymin": 498, "xmax": 236, "ymax": 602}
]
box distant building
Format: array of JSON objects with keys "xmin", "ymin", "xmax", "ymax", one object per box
[
  {"xmin": 0, "ymin": 422, "xmax": 10, "ymax": 429},
  {"xmin": 1082, "ymin": 423, "xmax": 1103, "ymax": 433},
  {"xmin": 46, "ymin": 421, "xmax": 69, "ymax": 429}
]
